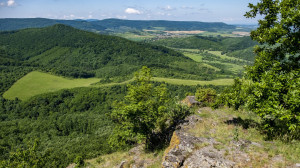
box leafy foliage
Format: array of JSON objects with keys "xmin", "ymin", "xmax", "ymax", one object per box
[
  {"xmin": 109, "ymin": 67, "xmax": 190, "ymax": 149},
  {"xmin": 195, "ymin": 87, "xmax": 217, "ymax": 104},
  {"xmin": 0, "ymin": 86, "xmax": 127, "ymax": 167},
  {"xmin": 0, "ymin": 140, "xmax": 49, "ymax": 168},
  {"xmin": 218, "ymin": 0, "xmax": 300, "ymax": 139}
]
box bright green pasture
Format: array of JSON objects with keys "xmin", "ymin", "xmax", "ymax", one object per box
[
  {"xmin": 3, "ymin": 71, "xmax": 100, "ymax": 100},
  {"xmin": 183, "ymin": 52, "xmax": 203, "ymax": 62},
  {"xmin": 207, "ymin": 51, "xmax": 250, "ymax": 62},
  {"xmin": 152, "ymin": 77, "xmax": 234, "ymax": 86},
  {"xmin": 182, "ymin": 50, "xmax": 246, "ymax": 74},
  {"xmin": 183, "ymin": 52, "xmax": 221, "ymax": 71}
]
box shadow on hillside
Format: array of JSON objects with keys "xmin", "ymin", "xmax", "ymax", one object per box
[
  {"xmin": 147, "ymin": 118, "xmax": 189, "ymax": 151},
  {"xmin": 225, "ymin": 117, "xmax": 259, "ymax": 129}
]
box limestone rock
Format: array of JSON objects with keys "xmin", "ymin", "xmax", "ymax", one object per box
[
  {"xmin": 162, "ymin": 113, "xmax": 235, "ymax": 168},
  {"xmin": 183, "ymin": 146, "xmax": 235, "ymax": 168},
  {"xmin": 162, "ymin": 131, "xmax": 201, "ymax": 168}
]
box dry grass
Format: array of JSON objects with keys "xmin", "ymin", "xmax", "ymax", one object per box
[
  {"xmin": 85, "ymin": 147, "xmax": 164, "ymax": 168},
  {"xmin": 189, "ymin": 107, "xmax": 300, "ymax": 167},
  {"xmin": 85, "ymin": 107, "xmax": 299, "ymax": 168}
]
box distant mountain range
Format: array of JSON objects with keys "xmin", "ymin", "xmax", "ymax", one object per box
[{"xmin": 0, "ymin": 18, "xmax": 236, "ymax": 32}]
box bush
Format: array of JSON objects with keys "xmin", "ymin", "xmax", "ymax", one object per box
[
  {"xmin": 195, "ymin": 87, "xmax": 216, "ymax": 105},
  {"xmin": 216, "ymin": 71, "xmax": 300, "ymax": 139},
  {"xmin": 109, "ymin": 67, "xmax": 191, "ymax": 150}
]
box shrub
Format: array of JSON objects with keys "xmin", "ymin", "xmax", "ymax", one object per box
[{"xmin": 195, "ymin": 87, "xmax": 216, "ymax": 104}]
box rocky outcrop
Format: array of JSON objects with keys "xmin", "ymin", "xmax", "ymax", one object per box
[
  {"xmin": 182, "ymin": 96, "xmax": 201, "ymax": 107},
  {"xmin": 183, "ymin": 145, "xmax": 235, "ymax": 168},
  {"xmin": 162, "ymin": 131, "xmax": 199, "ymax": 167},
  {"xmin": 162, "ymin": 114, "xmax": 234, "ymax": 168}
]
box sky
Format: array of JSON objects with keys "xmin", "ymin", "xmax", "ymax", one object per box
[{"xmin": 0, "ymin": 0, "xmax": 260, "ymax": 24}]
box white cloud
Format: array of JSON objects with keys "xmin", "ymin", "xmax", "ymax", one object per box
[
  {"xmin": 7, "ymin": 0, "xmax": 15, "ymax": 6},
  {"xmin": 125, "ymin": 8, "xmax": 142, "ymax": 14},
  {"xmin": 88, "ymin": 15, "xmax": 93, "ymax": 19},
  {"xmin": 0, "ymin": 0, "xmax": 16, "ymax": 7}
]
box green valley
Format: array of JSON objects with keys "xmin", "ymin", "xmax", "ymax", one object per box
[
  {"xmin": 1, "ymin": 10, "xmax": 298, "ymax": 167},
  {"xmin": 0, "ymin": 23, "xmax": 255, "ymax": 167},
  {"xmin": 0, "ymin": 24, "xmax": 243, "ymax": 167},
  {"xmin": 0, "ymin": 0, "xmax": 299, "ymax": 167}
]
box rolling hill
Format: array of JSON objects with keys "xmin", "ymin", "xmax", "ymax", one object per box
[
  {"xmin": 93, "ymin": 18, "xmax": 236, "ymax": 31},
  {"xmin": 0, "ymin": 24, "xmax": 227, "ymax": 80},
  {"xmin": 0, "ymin": 20, "xmax": 251, "ymax": 168},
  {"xmin": 0, "ymin": 18, "xmax": 236, "ymax": 32},
  {"xmin": 150, "ymin": 35, "xmax": 257, "ymax": 62}
]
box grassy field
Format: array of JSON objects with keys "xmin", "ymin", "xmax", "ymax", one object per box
[
  {"xmin": 182, "ymin": 52, "xmax": 221, "ymax": 71},
  {"xmin": 206, "ymin": 50, "xmax": 250, "ymax": 63},
  {"xmin": 3, "ymin": 71, "xmax": 234, "ymax": 100},
  {"xmin": 189, "ymin": 107, "xmax": 300, "ymax": 167},
  {"xmin": 91, "ymin": 77, "xmax": 233, "ymax": 87},
  {"xmin": 180, "ymin": 49, "xmax": 246, "ymax": 75},
  {"xmin": 153, "ymin": 77, "xmax": 234, "ymax": 86},
  {"xmin": 3, "ymin": 71, "xmax": 100, "ymax": 100},
  {"xmin": 115, "ymin": 32, "xmax": 155, "ymax": 41},
  {"xmin": 181, "ymin": 50, "xmax": 244, "ymax": 74},
  {"xmin": 183, "ymin": 52, "xmax": 203, "ymax": 62},
  {"xmin": 85, "ymin": 147, "xmax": 164, "ymax": 168},
  {"xmin": 202, "ymin": 60, "xmax": 245, "ymax": 74}
]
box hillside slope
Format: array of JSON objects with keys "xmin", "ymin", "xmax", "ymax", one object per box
[
  {"xmin": 85, "ymin": 107, "xmax": 300, "ymax": 168},
  {"xmin": 0, "ymin": 24, "xmax": 222, "ymax": 80}
]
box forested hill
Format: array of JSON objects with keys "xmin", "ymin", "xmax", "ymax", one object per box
[
  {"xmin": 150, "ymin": 35, "xmax": 258, "ymax": 62},
  {"xmin": 0, "ymin": 24, "xmax": 220, "ymax": 79},
  {"xmin": 0, "ymin": 18, "xmax": 106, "ymax": 32},
  {"xmin": 0, "ymin": 18, "xmax": 235, "ymax": 32},
  {"xmin": 93, "ymin": 18, "xmax": 235, "ymax": 31}
]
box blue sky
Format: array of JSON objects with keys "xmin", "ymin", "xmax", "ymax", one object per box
[{"xmin": 0, "ymin": 0, "xmax": 260, "ymax": 24}]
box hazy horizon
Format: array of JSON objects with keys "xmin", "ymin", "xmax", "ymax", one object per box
[{"xmin": 0, "ymin": 0, "xmax": 261, "ymax": 24}]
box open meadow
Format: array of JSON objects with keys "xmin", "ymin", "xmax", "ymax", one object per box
[{"xmin": 3, "ymin": 71, "xmax": 99, "ymax": 100}]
